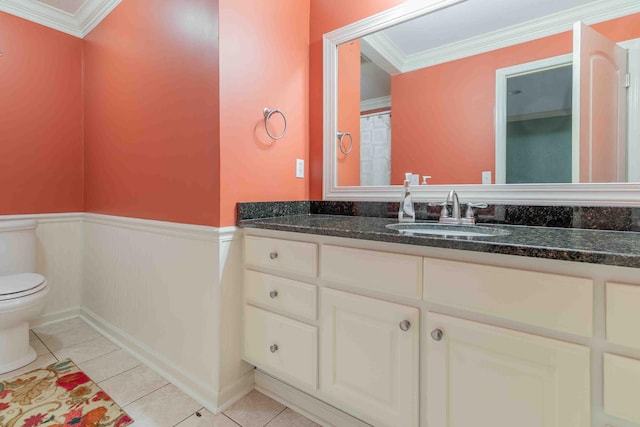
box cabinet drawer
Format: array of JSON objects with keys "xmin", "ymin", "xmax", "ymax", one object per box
[
  {"xmin": 604, "ymin": 353, "xmax": 640, "ymax": 424},
  {"xmin": 321, "ymin": 245, "xmax": 422, "ymax": 298},
  {"xmin": 244, "ymin": 305, "xmax": 317, "ymax": 390},
  {"xmin": 244, "ymin": 236, "xmax": 317, "ymax": 277},
  {"xmin": 606, "ymin": 282, "xmax": 640, "ymax": 348},
  {"xmin": 424, "ymin": 258, "xmax": 593, "ymax": 336},
  {"xmin": 244, "ymin": 270, "xmax": 317, "ymax": 320}
]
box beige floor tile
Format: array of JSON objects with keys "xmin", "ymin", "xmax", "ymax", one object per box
[
  {"xmin": 39, "ymin": 322, "xmax": 102, "ymax": 351},
  {"xmin": 265, "ymin": 408, "xmax": 321, "ymax": 427},
  {"xmin": 223, "ymin": 390, "xmax": 286, "ymax": 427},
  {"xmin": 175, "ymin": 409, "xmax": 240, "ymax": 427},
  {"xmin": 53, "ymin": 336, "xmax": 119, "ymax": 364},
  {"xmin": 79, "ymin": 349, "xmax": 142, "ymax": 383},
  {"xmin": 29, "ymin": 330, "xmax": 38, "ymax": 341},
  {"xmin": 0, "ymin": 353, "xmax": 57, "ymax": 382},
  {"xmin": 33, "ymin": 317, "xmax": 87, "ymax": 336},
  {"xmin": 124, "ymin": 384, "xmax": 201, "ymax": 427},
  {"xmin": 30, "ymin": 338, "xmax": 52, "ymax": 356},
  {"xmin": 99, "ymin": 364, "xmax": 168, "ymax": 407}
]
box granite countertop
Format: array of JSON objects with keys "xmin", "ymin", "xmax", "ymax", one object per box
[{"xmin": 239, "ymin": 214, "xmax": 640, "ymax": 268}]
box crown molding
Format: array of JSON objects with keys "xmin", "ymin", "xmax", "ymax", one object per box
[
  {"xmin": 401, "ymin": 0, "xmax": 640, "ymax": 72},
  {"xmin": 77, "ymin": 0, "xmax": 121, "ymax": 37},
  {"xmin": 361, "ymin": 33, "xmax": 404, "ymax": 75},
  {"xmin": 324, "ymin": 0, "xmax": 464, "ymax": 46},
  {"xmin": 361, "ymin": 96, "xmax": 391, "ymax": 112},
  {"xmin": 0, "ymin": 0, "xmax": 121, "ymax": 38}
]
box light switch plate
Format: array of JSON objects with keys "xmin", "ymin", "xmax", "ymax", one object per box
[
  {"xmin": 482, "ymin": 171, "xmax": 492, "ymax": 184},
  {"xmin": 296, "ymin": 159, "xmax": 304, "ymax": 178}
]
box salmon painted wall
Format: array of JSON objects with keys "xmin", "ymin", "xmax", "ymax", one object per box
[
  {"xmin": 309, "ymin": 0, "xmax": 407, "ymax": 198},
  {"xmin": 391, "ymin": 13, "xmax": 640, "ymax": 185},
  {"xmin": 0, "ymin": 12, "xmax": 83, "ymax": 215},
  {"xmin": 337, "ymin": 40, "xmax": 361, "ymax": 186},
  {"xmin": 83, "ymin": 0, "xmax": 221, "ymax": 226},
  {"xmin": 218, "ymin": 0, "xmax": 310, "ymax": 226}
]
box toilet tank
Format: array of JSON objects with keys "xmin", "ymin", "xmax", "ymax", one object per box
[{"xmin": 0, "ymin": 220, "xmax": 37, "ymax": 275}]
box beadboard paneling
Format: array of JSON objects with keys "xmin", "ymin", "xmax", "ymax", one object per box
[
  {"xmin": 82, "ymin": 214, "xmax": 250, "ymax": 410},
  {"xmin": 0, "ymin": 213, "xmax": 84, "ymax": 320}
]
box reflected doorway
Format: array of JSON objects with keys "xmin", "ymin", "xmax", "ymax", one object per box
[
  {"xmin": 505, "ymin": 64, "xmax": 573, "ymax": 183},
  {"xmin": 495, "ymin": 54, "xmax": 573, "ymax": 184}
]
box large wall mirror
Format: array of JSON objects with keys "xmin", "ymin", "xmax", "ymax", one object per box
[{"xmin": 323, "ymin": 0, "xmax": 640, "ymax": 205}]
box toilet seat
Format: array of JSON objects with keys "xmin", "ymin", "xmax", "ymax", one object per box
[{"xmin": 0, "ymin": 273, "xmax": 47, "ymax": 302}]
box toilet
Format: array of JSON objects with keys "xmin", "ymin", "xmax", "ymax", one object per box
[{"xmin": 0, "ymin": 220, "xmax": 49, "ymax": 374}]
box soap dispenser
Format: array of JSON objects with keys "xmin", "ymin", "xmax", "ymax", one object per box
[{"xmin": 399, "ymin": 173, "xmax": 416, "ymax": 223}]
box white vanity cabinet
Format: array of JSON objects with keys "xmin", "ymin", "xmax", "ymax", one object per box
[
  {"xmin": 426, "ymin": 312, "xmax": 591, "ymax": 427},
  {"xmin": 242, "ymin": 228, "xmax": 640, "ymax": 427},
  {"xmin": 243, "ymin": 235, "xmax": 320, "ymax": 393},
  {"xmin": 320, "ymin": 287, "xmax": 420, "ymax": 427}
]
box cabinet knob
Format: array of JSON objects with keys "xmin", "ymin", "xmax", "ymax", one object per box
[
  {"xmin": 399, "ymin": 320, "xmax": 411, "ymax": 331},
  {"xmin": 269, "ymin": 252, "xmax": 278, "ymax": 260},
  {"xmin": 431, "ymin": 329, "xmax": 444, "ymax": 341},
  {"xmin": 270, "ymin": 344, "xmax": 279, "ymax": 353},
  {"xmin": 269, "ymin": 290, "xmax": 278, "ymax": 299}
]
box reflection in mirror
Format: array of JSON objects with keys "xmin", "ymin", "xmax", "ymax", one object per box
[
  {"xmin": 334, "ymin": 0, "xmax": 640, "ymax": 188},
  {"xmin": 504, "ymin": 64, "xmax": 573, "ymax": 184}
]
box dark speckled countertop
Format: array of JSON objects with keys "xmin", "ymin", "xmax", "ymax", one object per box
[{"xmin": 239, "ymin": 214, "xmax": 640, "ymax": 268}]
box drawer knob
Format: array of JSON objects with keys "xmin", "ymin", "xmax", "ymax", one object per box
[
  {"xmin": 431, "ymin": 329, "xmax": 444, "ymax": 341},
  {"xmin": 399, "ymin": 320, "xmax": 411, "ymax": 331},
  {"xmin": 269, "ymin": 252, "xmax": 278, "ymax": 260},
  {"xmin": 269, "ymin": 290, "xmax": 278, "ymax": 299},
  {"xmin": 270, "ymin": 344, "xmax": 279, "ymax": 353}
]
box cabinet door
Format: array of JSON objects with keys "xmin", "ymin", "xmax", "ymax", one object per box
[
  {"xmin": 426, "ymin": 312, "xmax": 590, "ymax": 427},
  {"xmin": 320, "ymin": 288, "xmax": 419, "ymax": 427}
]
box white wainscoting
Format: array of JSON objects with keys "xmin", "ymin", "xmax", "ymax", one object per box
[
  {"xmin": 0, "ymin": 212, "xmax": 253, "ymax": 412},
  {"xmin": 82, "ymin": 214, "xmax": 253, "ymax": 412},
  {"xmin": 0, "ymin": 213, "xmax": 84, "ymax": 322}
]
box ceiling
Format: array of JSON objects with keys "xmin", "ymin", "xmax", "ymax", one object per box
[
  {"xmin": 383, "ymin": 0, "xmax": 603, "ymax": 55},
  {"xmin": 360, "ymin": 0, "xmax": 638, "ymax": 74},
  {"xmin": 0, "ymin": 0, "xmax": 121, "ymax": 38}
]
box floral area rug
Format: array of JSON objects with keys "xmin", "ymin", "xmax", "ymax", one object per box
[{"xmin": 0, "ymin": 359, "xmax": 132, "ymax": 427}]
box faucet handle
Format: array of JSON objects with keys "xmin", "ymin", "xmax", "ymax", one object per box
[
  {"xmin": 429, "ymin": 201, "xmax": 450, "ymax": 218},
  {"xmin": 464, "ymin": 203, "xmax": 488, "ymax": 219}
]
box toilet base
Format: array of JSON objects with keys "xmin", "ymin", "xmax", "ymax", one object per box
[
  {"xmin": 0, "ymin": 346, "xmax": 36, "ymax": 375},
  {"xmin": 0, "ymin": 321, "xmax": 38, "ymax": 374}
]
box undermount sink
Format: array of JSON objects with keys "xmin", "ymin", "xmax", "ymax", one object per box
[{"xmin": 385, "ymin": 222, "xmax": 510, "ymax": 238}]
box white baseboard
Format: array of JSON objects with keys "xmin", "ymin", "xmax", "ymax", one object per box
[
  {"xmin": 217, "ymin": 369, "xmax": 256, "ymax": 413},
  {"xmin": 80, "ymin": 307, "xmax": 253, "ymax": 414},
  {"xmin": 31, "ymin": 307, "xmax": 84, "ymax": 328},
  {"xmin": 255, "ymin": 370, "xmax": 370, "ymax": 427}
]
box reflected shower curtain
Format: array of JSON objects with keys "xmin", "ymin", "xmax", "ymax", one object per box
[{"xmin": 360, "ymin": 112, "xmax": 391, "ymax": 186}]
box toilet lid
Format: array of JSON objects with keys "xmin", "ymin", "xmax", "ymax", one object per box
[{"xmin": 0, "ymin": 273, "xmax": 47, "ymax": 301}]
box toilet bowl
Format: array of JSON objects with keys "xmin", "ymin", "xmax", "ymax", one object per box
[
  {"xmin": 0, "ymin": 220, "xmax": 49, "ymax": 374},
  {"xmin": 0, "ymin": 273, "xmax": 49, "ymax": 373}
]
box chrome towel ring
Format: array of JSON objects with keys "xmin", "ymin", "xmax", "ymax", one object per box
[
  {"xmin": 263, "ymin": 107, "xmax": 287, "ymax": 140},
  {"xmin": 337, "ymin": 131, "xmax": 353, "ymax": 155}
]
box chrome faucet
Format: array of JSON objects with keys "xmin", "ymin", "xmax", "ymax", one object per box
[
  {"xmin": 439, "ymin": 190, "xmax": 461, "ymax": 224},
  {"xmin": 434, "ymin": 190, "xmax": 487, "ymax": 225}
]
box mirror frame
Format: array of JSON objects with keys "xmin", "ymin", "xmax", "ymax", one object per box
[{"xmin": 323, "ymin": 0, "xmax": 640, "ymax": 206}]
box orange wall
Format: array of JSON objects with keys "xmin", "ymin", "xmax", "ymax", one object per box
[
  {"xmin": 337, "ymin": 40, "xmax": 361, "ymax": 186},
  {"xmin": 0, "ymin": 12, "xmax": 83, "ymax": 215},
  {"xmin": 391, "ymin": 13, "xmax": 640, "ymax": 185},
  {"xmin": 83, "ymin": 0, "xmax": 221, "ymax": 225},
  {"xmin": 309, "ymin": 0, "xmax": 407, "ymax": 197},
  {"xmin": 218, "ymin": 0, "xmax": 310, "ymax": 226}
]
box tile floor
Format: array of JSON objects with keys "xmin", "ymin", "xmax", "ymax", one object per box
[{"xmin": 1, "ymin": 317, "xmax": 321, "ymax": 427}]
